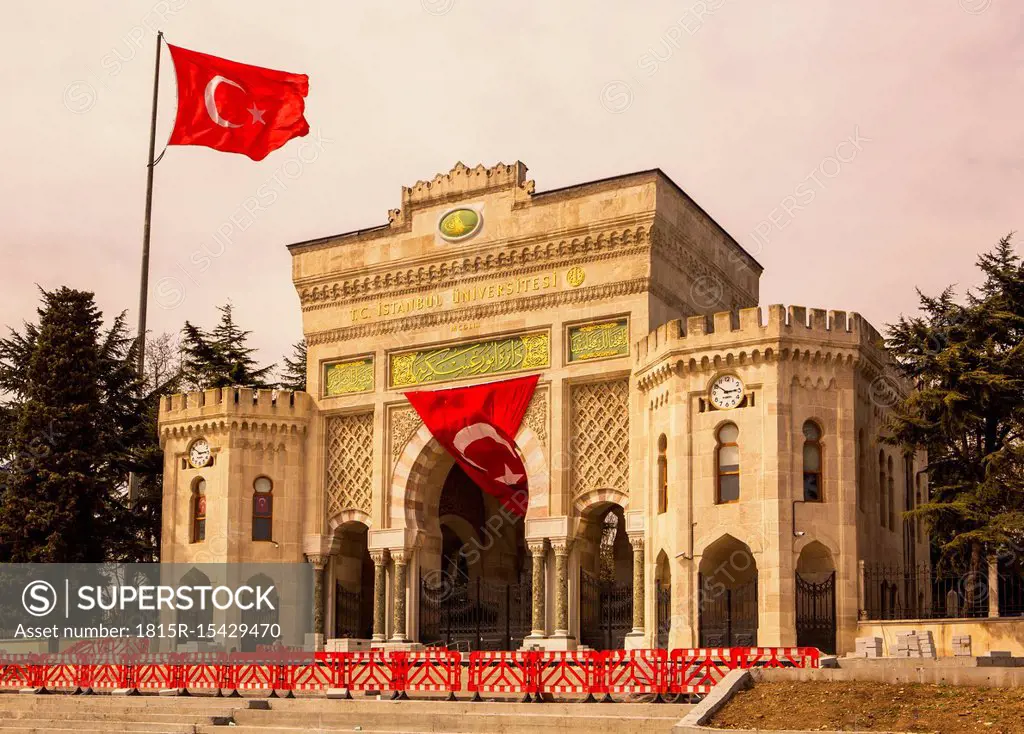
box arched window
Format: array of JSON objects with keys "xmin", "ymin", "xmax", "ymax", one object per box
[
  {"xmin": 252, "ymin": 476, "xmax": 274, "ymax": 541},
  {"xmin": 887, "ymin": 456, "xmax": 895, "ymax": 531},
  {"xmin": 191, "ymin": 478, "xmax": 206, "ymax": 543},
  {"xmin": 716, "ymin": 423, "xmax": 740, "ymax": 504},
  {"xmin": 802, "ymin": 421, "xmax": 823, "ymax": 502},
  {"xmin": 878, "ymin": 451, "xmax": 887, "ymax": 530},
  {"xmin": 657, "ymin": 434, "xmax": 668, "ymax": 514}
]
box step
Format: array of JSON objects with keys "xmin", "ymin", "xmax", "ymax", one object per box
[{"xmin": 0, "ymin": 720, "xmax": 210, "ymax": 732}]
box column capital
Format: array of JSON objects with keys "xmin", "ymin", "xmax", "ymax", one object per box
[
  {"xmin": 390, "ymin": 548, "xmax": 412, "ymax": 565},
  {"xmin": 306, "ymin": 553, "xmax": 330, "ymax": 571},
  {"xmin": 369, "ymin": 549, "xmax": 389, "ymax": 566},
  {"xmin": 550, "ymin": 538, "xmax": 572, "ymax": 555},
  {"xmin": 527, "ymin": 539, "xmax": 547, "ymax": 556},
  {"xmin": 628, "ymin": 534, "xmax": 645, "ymax": 551}
]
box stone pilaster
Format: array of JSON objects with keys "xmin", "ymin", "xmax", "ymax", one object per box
[
  {"xmin": 527, "ymin": 540, "xmax": 547, "ymax": 638},
  {"xmin": 306, "ymin": 553, "xmax": 329, "ymax": 648},
  {"xmin": 390, "ymin": 549, "xmax": 409, "ymax": 642},
  {"xmin": 551, "ymin": 540, "xmax": 571, "ymax": 637},
  {"xmin": 988, "ymin": 555, "xmax": 1000, "ymax": 618},
  {"xmin": 370, "ymin": 549, "xmax": 389, "ymax": 640},
  {"xmin": 628, "ymin": 535, "xmax": 645, "ymax": 633}
]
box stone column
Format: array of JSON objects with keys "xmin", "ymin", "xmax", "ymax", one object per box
[
  {"xmin": 551, "ymin": 540, "xmax": 571, "ymax": 638},
  {"xmin": 390, "ymin": 550, "xmax": 409, "ymax": 642},
  {"xmin": 629, "ymin": 535, "xmax": 645, "ymax": 634},
  {"xmin": 988, "ymin": 555, "xmax": 1001, "ymax": 619},
  {"xmin": 306, "ymin": 554, "xmax": 329, "ymax": 650},
  {"xmin": 370, "ymin": 549, "xmax": 389, "ymax": 641},
  {"xmin": 527, "ymin": 540, "xmax": 547, "ymax": 639}
]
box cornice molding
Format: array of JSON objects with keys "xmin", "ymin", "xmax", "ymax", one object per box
[
  {"xmin": 160, "ymin": 419, "xmax": 309, "ymax": 441},
  {"xmin": 297, "ymin": 223, "xmax": 651, "ymax": 310},
  {"xmin": 307, "ymin": 277, "xmax": 652, "ymax": 346}
]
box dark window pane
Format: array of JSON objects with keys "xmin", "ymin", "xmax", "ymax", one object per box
[
  {"xmin": 253, "ymin": 517, "xmax": 272, "ymax": 542},
  {"xmin": 804, "ymin": 473, "xmax": 821, "ymax": 502},
  {"xmin": 719, "ymin": 474, "xmax": 740, "ymax": 503},
  {"xmin": 195, "ymin": 520, "xmax": 205, "ymax": 542}
]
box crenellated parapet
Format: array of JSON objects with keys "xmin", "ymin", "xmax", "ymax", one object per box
[
  {"xmin": 633, "ymin": 304, "xmax": 893, "ymax": 392},
  {"xmin": 158, "ymin": 387, "xmax": 315, "ymax": 443}
]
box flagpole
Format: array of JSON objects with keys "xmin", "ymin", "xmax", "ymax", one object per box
[
  {"xmin": 130, "ymin": 31, "xmax": 163, "ymax": 508},
  {"xmin": 136, "ymin": 30, "xmax": 164, "ymax": 378}
]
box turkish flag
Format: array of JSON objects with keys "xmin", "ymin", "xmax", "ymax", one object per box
[
  {"xmin": 167, "ymin": 44, "xmax": 309, "ymax": 161},
  {"xmin": 405, "ymin": 375, "xmax": 539, "ymax": 517}
]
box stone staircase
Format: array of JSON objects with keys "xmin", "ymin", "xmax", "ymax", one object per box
[{"xmin": 0, "ymin": 694, "xmax": 691, "ymax": 734}]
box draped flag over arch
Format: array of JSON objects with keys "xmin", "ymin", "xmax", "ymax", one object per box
[{"xmin": 404, "ymin": 374, "xmax": 539, "ymax": 517}]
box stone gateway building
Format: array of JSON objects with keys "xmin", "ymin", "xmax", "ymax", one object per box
[{"xmin": 158, "ymin": 162, "xmax": 927, "ymax": 656}]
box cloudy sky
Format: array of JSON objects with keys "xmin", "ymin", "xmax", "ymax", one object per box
[{"xmin": 2, "ymin": 1, "xmax": 1021, "ymax": 368}]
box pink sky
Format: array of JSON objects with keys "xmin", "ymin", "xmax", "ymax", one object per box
[{"xmin": 1, "ymin": 1, "xmax": 1021, "ymax": 367}]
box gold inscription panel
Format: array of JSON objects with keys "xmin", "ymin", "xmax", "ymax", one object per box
[
  {"xmin": 324, "ymin": 357, "xmax": 374, "ymax": 396},
  {"xmin": 389, "ymin": 332, "xmax": 549, "ymax": 388},
  {"xmin": 568, "ymin": 319, "xmax": 629, "ymax": 362}
]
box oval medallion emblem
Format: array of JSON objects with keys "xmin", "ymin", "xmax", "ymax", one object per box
[{"xmin": 438, "ymin": 207, "xmax": 482, "ymax": 242}]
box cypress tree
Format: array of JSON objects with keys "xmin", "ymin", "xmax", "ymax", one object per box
[
  {"xmin": 278, "ymin": 339, "xmax": 307, "ymax": 392},
  {"xmin": 181, "ymin": 303, "xmax": 275, "ymax": 389}
]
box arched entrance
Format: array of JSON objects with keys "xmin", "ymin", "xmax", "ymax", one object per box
[
  {"xmin": 578, "ymin": 504, "xmax": 633, "ymax": 649},
  {"xmin": 332, "ymin": 521, "xmax": 374, "ymax": 640},
  {"xmin": 655, "ymin": 550, "xmax": 671, "ymax": 649},
  {"xmin": 698, "ymin": 535, "xmax": 758, "ymax": 647},
  {"xmin": 419, "ymin": 464, "xmax": 531, "ymax": 650},
  {"xmin": 795, "ymin": 541, "xmax": 836, "ymax": 654}
]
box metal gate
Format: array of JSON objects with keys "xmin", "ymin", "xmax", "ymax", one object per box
[
  {"xmin": 334, "ymin": 583, "xmax": 364, "ymax": 639},
  {"xmin": 698, "ymin": 573, "xmax": 758, "ymax": 647},
  {"xmin": 796, "ymin": 571, "xmax": 836, "ymax": 654},
  {"xmin": 580, "ymin": 569, "xmax": 633, "ymax": 650},
  {"xmin": 419, "ymin": 574, "xmax": 531, "ymax": 650},
  {"xmin": 656, "ymin": 583, "xmax": 671, "ymax": 649}
]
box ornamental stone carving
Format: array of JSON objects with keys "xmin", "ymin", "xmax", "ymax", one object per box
[
  {"xmin": 570, "ymin": 378, "xmax": 630, "ymax": 497},
  {"xmin": 325, "ymin": 412, "xmax": 374, "ymax": 519},
  {"xmin": 389, "ymin": 406, "xmax": 423, "ymax": 467},
  {"xmin": 521, "ymin": 388, "xmax": 549, "ymax": 448}
]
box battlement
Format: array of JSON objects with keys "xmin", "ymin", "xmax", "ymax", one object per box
[
  {"xmin": 158, "ymin": 387, "xmax": 315, "ymax": 426},
  {"xmin": 635, "ymin": 304, "xmax": 887, "ymax": 368},
  {"xmin": 400, "ymin": 161, "xmax": 535, "ymax": 209}
]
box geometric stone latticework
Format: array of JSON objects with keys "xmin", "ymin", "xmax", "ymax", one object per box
[
  {"xmin": 570, "ymin": 378, "xmax": 629, "ymax": 496},
  {"xmin": 390, "ymin": 405, "xmax": 423, "ymax": 467},
  {"xmin": 325, "ymin": 412, "xmax": 374, "ymax": 518}
]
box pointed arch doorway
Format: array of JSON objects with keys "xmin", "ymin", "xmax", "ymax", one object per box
[{"xmin": 418, "ymin": 463, "xmax": 532, "ymax": 650}]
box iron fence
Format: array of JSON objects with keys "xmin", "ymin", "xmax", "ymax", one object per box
[{"xmin": 861, "ymin": 563, "xmax": 989, "ymax": 620}]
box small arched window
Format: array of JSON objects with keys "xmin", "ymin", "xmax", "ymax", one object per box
[
  {"xmin": 878, "ymin": 451, "xmax": 887, "ymax": 530},
  {"xmin": 252, "ymin": 476, "xmax": 274, "ymax": 541},
  {"xmin": 191, "ymin": 478, "xmax": 206, "ymax": 543},
  {"xmin": 657, "ymin": 434, "xmax": 668, "ymax": 515},
  {"xmin": 716, "ymin": 423, "xmax": 740, "ymax": 504},
  {"xmin": 887, "ymin": 456, "xmax": 895, "ymax": 531},
  {"xmin": 802, "ymin": 421, "xmax": 823, "ymax": 502}
]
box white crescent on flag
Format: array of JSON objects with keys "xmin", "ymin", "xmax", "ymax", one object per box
[
  {"xmin": 204, "ymin": 75, "xmax": 244, "ymax": 128},
  {"xmin": 452, "ymin": 422, "xmax": 519, "ymax": 476}
]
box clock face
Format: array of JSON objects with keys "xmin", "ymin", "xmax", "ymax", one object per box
[
  {"xmin": 710, "ymin": 375, "xmax": 744, "ymax": 410},
  {"xmin": 188, "ymin": 439, "xmax": 211, "ymax": 469}
]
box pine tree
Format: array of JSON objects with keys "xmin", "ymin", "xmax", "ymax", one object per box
[
  {"xmin": 279, "ymin": 339, "xmax": 307, "ymax": 391},
  {"xmin": 0, "ymin": 288, "xmax": 107, "ymax": 562},
  {"xmin": 886, "ymin": 235, "xmax": 1024, "ymax": 596},
  {"xmin": 181, "ymin": 303, "xmax": 275, "ymax": 390},
  {"xmin": 0, "ymin": 291, "xmax": 164, "ymax": 562}
]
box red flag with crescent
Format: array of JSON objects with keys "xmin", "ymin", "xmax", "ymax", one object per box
[
  {"xmin": 404, "ymin": 374, "xmax": 539, "ymax": 517},
  {"xmin": 166, "ymin": 43, "xmax": 309, "ymax": 161}
]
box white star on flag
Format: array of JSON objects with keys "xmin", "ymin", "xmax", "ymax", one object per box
[
  {"xmin": 497, "ymin": 464, "xmax": 523, "ymax": 486},
  {"xmin": 248, "ymin": 103, "xmax": 266, "ymax": 124}
]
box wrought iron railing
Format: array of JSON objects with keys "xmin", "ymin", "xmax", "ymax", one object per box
[{"xmin": 861, "ymin": 563, "xmax": 988, "ymax": 620}]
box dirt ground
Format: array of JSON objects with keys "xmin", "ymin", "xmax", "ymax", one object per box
[{"xmin": 708, "ymin": 680, "xmax": 1024, "ymax": 733}]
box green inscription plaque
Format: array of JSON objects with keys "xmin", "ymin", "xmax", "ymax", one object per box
[
  {"xmin": 389, "ymin": 332, "xmax": 549, "ymax": 388},
  {"xmin": 568, "ymin": 319, "xmax": 629, "ymax": 362},
  {"xmin": 324, "ymin": 357, "xmax": 374, "ymax": 396}
]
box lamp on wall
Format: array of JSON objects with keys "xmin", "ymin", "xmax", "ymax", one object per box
[{"xmin": 792, "ymin": 500, "xmax": 807, "ymax": 537}]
